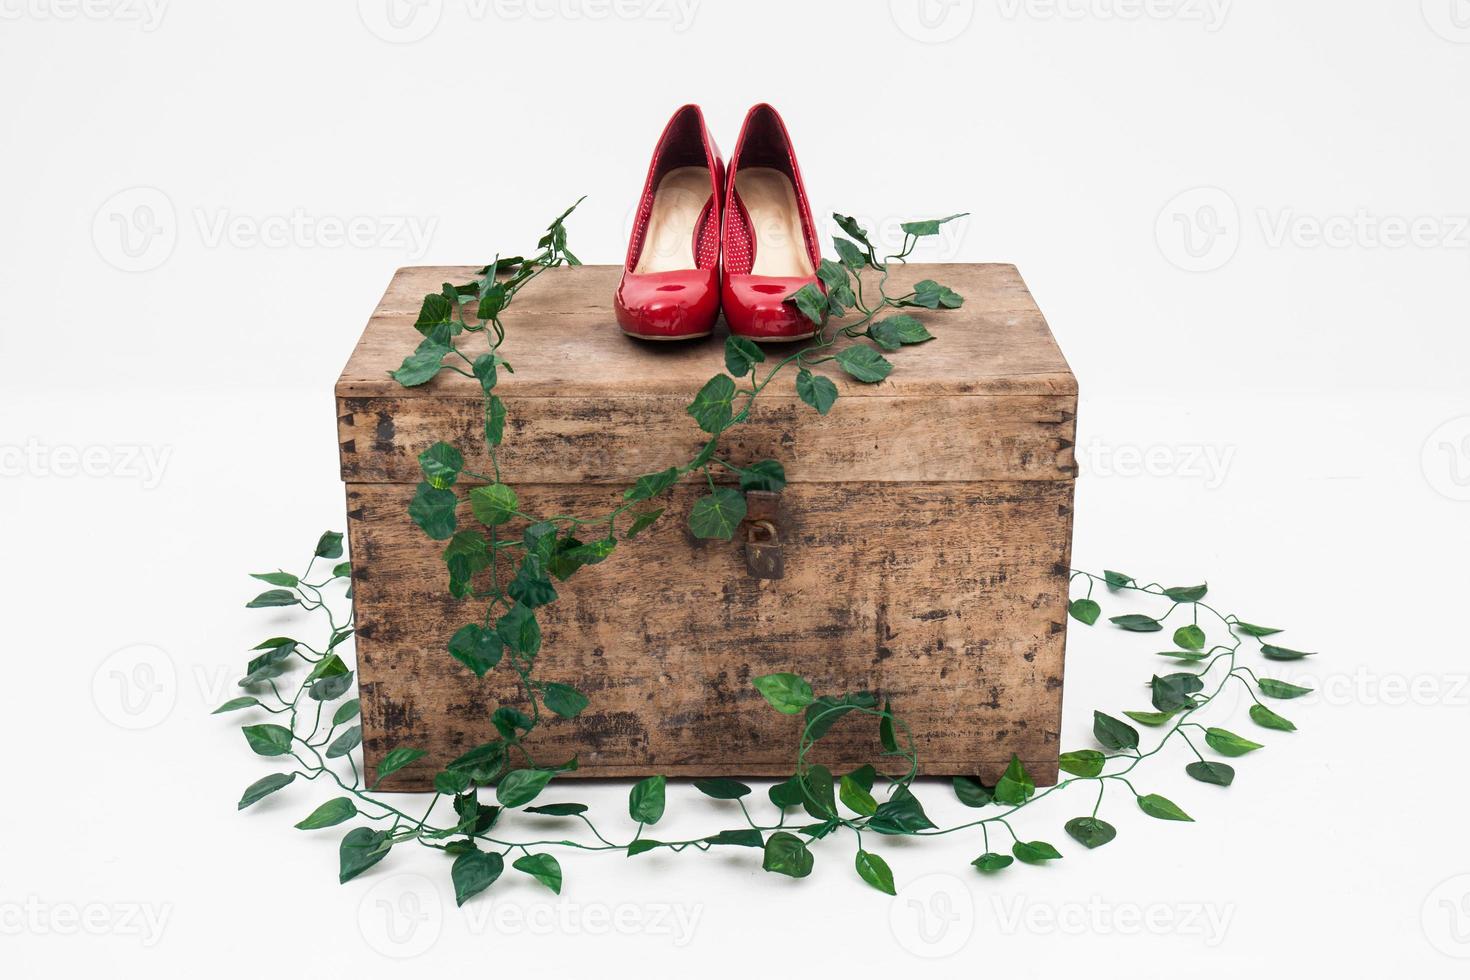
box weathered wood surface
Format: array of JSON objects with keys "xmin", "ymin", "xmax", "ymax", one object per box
[{"xmin": 349, "ymin": 480, "xmax": 1073, "ymax": 790}]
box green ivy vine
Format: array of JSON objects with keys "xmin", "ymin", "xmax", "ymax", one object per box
[{"xmin": 222, "ymin": 203, "xmax": 1315, "ymax": 902}]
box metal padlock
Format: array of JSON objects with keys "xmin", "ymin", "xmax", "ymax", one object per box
[{"xmin": 744, "ymin": 520, "xmax": 784, "ymax": 580}]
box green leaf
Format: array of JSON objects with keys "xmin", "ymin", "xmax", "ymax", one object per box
[
  {"xmin": 469, "ymin": 483, "xmax": 518, "ymax": 526},
  {"xmin": 1068, "ymin": 598, "xmax": 1101, "ymax": 626},
  {"xmin": 1110, "ymin": 614, "xmax": 1163, "ymax": 632},
  {"xmin": 833, "ymin": 236, "xmax": 868, "ymax": 270},
  {"xmin": 724, "ymin": 335, "xmax": 765, "ymax": 377},
  {"xmin": 624, "ymin": 508, "xmax": 664, "ymax": 539},
  {"xmin": 686, "ymin": 374, "xmax": 737, "ymax": 433},
  {"xmin": 693, "ymin": 778, "xmax": 752, "ymax": 800},
  {"xmin": 1261, "ymin": 644, "xmax": 1315, "ymax": 661},
  {"xmin": 992, "ymin": 755, "xmax": 1035, "ymax": 806},
  {"xmin": 738, "ymin": 459, "xmax": 787, "ymax": 493},
  {"xmin": 971, "ymin": 852, "xmax": 1014, "ymax": 873},
  {"xmin": 795, "ymin": 368, "xmax": 838, "ymax": 415},
  {"xmin": 496, "ymin": 603, "xmax": 541, "ymax": 658},
  {"xmin": 376, "ymin": 747, "xmax": 426, "ymax": 783},
  {"xmin": 1058, "ymin": 749, "xmax": 1106, "ymax": 777},
  {"xmin": 879, "ymin": 700, "xmax": 898, "ymax": 753},
  {"xmin": 434, "ymin": 770, "xmax": 472, "ymax": 796},
  {"xmin": 762, "ymin": 832, "xmax": 814, "ymax": 878},
  {"xmin": 626, "ymin": 839, "xmax": 665, "ymax": 857},
  {"xmin": 1152, "ymin": 672, "xmax": 1204, "ymax": 712},
  {"xmin": 625, "ymin": 466, "xmax": 680, "ymax": 502},
  {"xmin": 496, "ymin": 768, "xmax": 554, "ymax": 807},
  {"xmin": 512, "ymin": 854, "xmax": 563, "ymax": 894},
  {"xmin": 1093, "ymin": 711, "xmax": 1140, "ymax": 752},
  {"xmin": 448, "ymin": 623, "xmax": 503, "ymax": 678},
  {"xmin": 868, "ymin": 786, "xmax": 936, "ymax": 835},
  {"xmin": 295, "ymin": 797, "xmax": 357, "ymax": 830},
  {"xmin": 952, "ymin": 775, "xmax": 992, "ymax": 808},
  {"xmin": 834, "ymin": 344, "xmax": 893, "ymax": 383},
  {"xmin": 1205, "ymin": 727, "xmax": 1264, "ymax": 756},
  {"xmin": 246, "ymin": 589, "xmax": 298, "ymax": 609},
  {"xmin": 237, "ymin": 772, "xmax": 294, "ymax": 809},
  {"xmin": 703, "ymin": 829, "xmax": 764, "ymax": 848},
  {"xmin": 1250, "ymin": 704, "xmax": 1297, "ymax": 732},
  {"xmin": 1012, "ymin": 840, "xmax": 1063, "ymax": 864},
  {"xmin": 854, "ymin": 850, "xmax": 897, "ymax": 895},
  {"xmin": 840, "ymin": 774, "xmax": 879, "ymax": 816},
  {"xmin": 542, "ymin": 682, "xmax": 589, "ymax": 719},
  {"xmin": 451, "ymin": 850, "xmax": 504, "ymax": 905},
  {"xmin": 629, "ymin": 775, "xmax": 667, "ymax": 825},
  {"xmin": 442, "ymin": 530, "xmax": 492, "ymax": 598},
  {"xmin": 752, "ymin": 673, "xmax": 814, "ymax": 714},
  {"xmin": 1064, "ymin": 817, "xmax": 1117, "ymax": 849},
  {"xmin": 904, "ymin": 279, "xmax": 963, "ymax": 310},
  {"xmin": 524, "ymin": 802, "xmax": 589, "ymax": 816},
  {"xmin": 800, "ymin": 764, "xmax": 837, "ymax": 819},
  {"xmin": 308, "ymin": 671, "xmax": 353, "ymax": 702},
  {"xmin": 833, "ymin": 213, "xmax": 874, "ymax": 250},
  {"xmin": 787, "ymin": 283, "xmax": 828, "ymax": 325},
  {"xmin": 1173, "ymin": 624, "xmax": 1206, "ymax": 651},
  {"xmin": 446, "ymin": 740, "xmax": 506, "ymax": 784},
  {"xmin": 768, "ymin": 776, "xmax": 805, "ymax": 810},
  {"xmin": 332, "ymin": 561, "xmax": 352, "ymax": 578},
  {"xmin": 1258, "ymin": 677, "xmax": 1313, "ymax": 699},
  {"xmin": 900, "ymin": 212, "xmax": 968, "ymax": 237},
  {"xmin": 491, "ymin": 706, "xmax": 532, "ymax": 741},
  {"xmin": 392, "ymin": 340, "xmax": 451, "ymax": 387},
  {"xmin": 1235, "ymin": 620, "xmax": 1282, "ymax": 637},
  {"xmin": 305, "ymin": 652, "xmax": 349, "ymax": 682},
  {"xmin": 213, "ymin": 696, "xmax": 259, "ymax": 714},
  {"xmin": 414, "ymin": 292, "xmax": 453, "ymax": 333},
  {"xmin": 1157, "ymin": 650, "xmax": 1210, "ymax": 663},
  {"xmin": 408, "ymin": 482, "xmax": 458, "ymax": 540},
  {"xmin": 339, "ymin": 827, "xmax": 391, "ymax": 883},
  {"xmin": 803, "ymin": 691, "xmax": 878, "ymax": 741},
  {"xmin": 242, "ymin": 724, "xmax": 293, "ymax": 757},
  {"xmin": 688, "ymin": 487, "xmax": 746, "ymax": 540},
  {"xmin": 485, "ymin": 394, "xmax": 507, "ymax": 446},
  {"xmin": 1138, "ymin": 793, "xmax": 1194, "ymax": 821},
  {"xmin": 250, "ymin": 571, "xmax": 298, "ymax": 588},
  {"xmin": 1103, "ymin": 569, "xmax": 1134, "ymax": 590},
  {"xmin": 1125, "ymin": 708, "xmax": 1182, "ymax": 727},
  {"xmin": 1164, "ymin": 584, "xmax": 1208, "ymax": 602},
  {"xmin": 418, "ymin": 442, "xmax": 464, "ymax": 490},
  {"xmin": 508, "ymin": 556, "xmax": 557, "ymax": 608},
  {"xmin": 1186, "ymin": 761, "xmax": 1235, "ymax": 786},
  {"xmin": 315, "ymin": 531, "xmax": 345, "ymax": 559},
  {"xmin": 326, "ymin": 726, "xmax": 361, "ymax": 759}
]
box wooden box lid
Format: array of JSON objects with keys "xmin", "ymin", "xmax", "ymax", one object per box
[{"xmin": 336, "ymin": 263, "xmax": 1077, "ymax": 486}]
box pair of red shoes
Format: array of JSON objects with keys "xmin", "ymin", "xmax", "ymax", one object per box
[{"xmin": 615, "ymin": 104, "xmax": 824, "ymax": 343}]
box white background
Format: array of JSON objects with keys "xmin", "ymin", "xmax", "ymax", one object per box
[{"xmin": 2, "ymin": 0, "xmax": 1467, "ymax": 975}]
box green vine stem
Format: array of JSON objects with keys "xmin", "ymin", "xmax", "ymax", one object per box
[{"xmin": 223, "ymin": 203, "xmax": 1314, "ymax": 900}]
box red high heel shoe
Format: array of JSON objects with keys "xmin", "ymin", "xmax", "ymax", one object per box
[
  {"xmin": 721, "ymin": 104, "xmax": 825, "ymax": 342},
  {"xmin": 614, "ymin": 105, "xmax": 724, "ymax": 340}
]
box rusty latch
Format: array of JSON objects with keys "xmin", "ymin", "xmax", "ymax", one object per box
[{"xmin": 742, "ymin": 490, "xmax": 784, "ymax": 580}]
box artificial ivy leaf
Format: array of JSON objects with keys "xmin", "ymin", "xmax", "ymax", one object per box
[
  {"xmin": 448, "ymin": 623, "xmax": 503, "ymax": 678},
  {"xmin": 491, "ymin": 706, "xmax": 533, "ymax": 741},
  {"xmin": 509, "ymin": 556, "xmax": 557, "ymax": 608},
  {"xmin": 795, "ymin": 368, "xmax": 838, "ymax": 415},
  {"xmin": 801, "ymin": 764, "xmax": 838, "ymax": 819},
  {"xmin": 446, "ymin": 740, "xmax": 507, "ymax": 784},
  {"xmin": 879, "ymin": 700, "xmax": 898, "ymax": 753},
  {"xmin": 469, "ymin": 483, "xmax": 518, "ymax": 526},
  {"xmin": 834, "ymin": 344, "xmax": 893, "ymax": 383},
  {"xmin": 213, "ymin": 696, "xmax": 259, "ymax": 714},
  {"xmin": 724, "ymin": 335, "xmax": 765, "ymax": 377},
  {"xmin": 452, "ymin": 792, "xmax": 501, "ymax": 835},
  {"xmin": 418, "ymin": 442, "xmax": 464, "ymax": 490},
  {"xmin": 408, "ymin": 482, "xmax": 458, "ymax": 540},
  {"xmin": 1164, "ymin": 584, "xmax": 1208, "ymax": 602},
  {"xmin": 1125, "ymin": 708, "xmax": 1182, "ymax": 727},
  {"xmin": 629, "ymin": 775, "xmax": 667, "ymax": 825},
  {"xmin": 1093, "ymin": 711, "xmax": 1140, "ymax": 752},
  {"xmin": 803, "ymin": 691, "xmax": 878, "ymax": 741},
  {"xmin": 992, "ymin": 755, "xmax": 1035, "ymax": 806},
  {"xmin": 376, "ymin": 747, "xmax": 426, "ymax": 783},
  {"xmin": 868, "ymin": 786, "xmax": 936, "ymax": 835},
  {"xmin": 524, "ymin": 802, "xmax": 589, "ymax": 816},
  {"xmin": 496, "ymin": 602, "xmax": 541, "ymax": 658},
  {"xmin": 485, "ymin": 394, "xmax": 507, "ymax": 446},
  {"xmin": 1064, "ymin": 817, "xmax": 1117, "ymax": 849},
  {"xmin": 952, "ymin": 775, "xmax": 992, "ymax": 808},
  {"xmin": 752, "ymin": 673, "xmax": 814, "ymax": 714},
  {"xmin": 833, "ymin": 236, "xmax": 868, "ymax": 270},
  {"xmin": 1205, "ymin": 727, "xmax": 1264, "ymax": 756},
  {"xmin": 1068, "ymin": 598, "xmax": 1101, "ymax": 626},
  {"xmin": 1110, "ymin": 614, "xmax": 1163, "ymax": 632},
  {"xmin": 624, "ymin": 508, "xmax": 664, "ymax": 539},
  {"xmin": 901, "ymin": 212, "xmax": 968, "ymax": 237},
  {"xmin": 442, "ymin": 530, "xmax": 492, "ymax": 598},
  {"xmin": 833, "ymin": 213, "xmax": 874, "ymax": 249},
  {"xmin": 305, "ymin": 653, "xmax": 349, "ymax": 682},
  {"xmin": 626, "ymin": 839, "xmax": 665, "ymax": 856},
  {"xmin": 1151, "ymin": 672, "xmax": 1204, "ymax": 712},
  {"xmin": 332, "ymin": 561, "xmax": 352, "ymax": 578},
  {"xmin": 904, "ymin": 279, "xmax": 963, "ymax": 309},
  {"xmin": 686, "ymin": 374, "xmax": 737, "ymax": 433},
  {"xmin": 1173, "ymin": 624, "xmax": 1206, "ymax": 651},
  {"xmin": 1186, "ymin": 761, "xmax": 1235, "ymax": 785},
  {"xmin": 786, "ymin": 282, "xmax": 828, "ymax": 325},
  {"xmin": 1158, "ymin": 650, "xmax": 1210, "ymax": 663},
  {"xmin": 250, "ymin": 571, "xmax": 298, "ymax": 588},
  {"xmin": 541, "ymin": 682, "xmax": 589, "ymax": 719},
  {"xmin": 867, "ymin": 319, "xmax": 903, "ymax": 351},
  {"xmin": 1257, "ymin": 678, "xmax": 1313, "ymax": 699},
  {"xmin": 237, "ymin": 772, "xmax": 294, "ymax": 809},
  {"xmin": 840, "ymin": 774, "xmax": 879, "ymax": 816},
  {"xmin": 972, "ymin": 852, "xmax": 1014, "ymax": 873},
  {"xmin": 762, "ymin": 832, "xmax": 814, "ymax": 878},
  {"xmin": 512, "ymin": 853, "xmax": 563, "ymax": 894},
  {"xmin": 308, "ymin": 670, "xmax": 353, "ymax": 702},
  {"xmin": 626, "ymin": 467, "xmax": 680, "ymax": 503},
  {"xmin": 768, "ymin": 775, "xmax": 805, "ymax": 810},
  {"xmin": 1235, "ymin": 620, "xmax": 1282, "ymax": 637},
  {"xmin": 392, "ymin": 340, "xmax": 451, "ymax": 387},
  {"xmin": 703, "ymin": 829, "xmax": 764, "ymax": 848},
  {"xmin": 1103, "ymin": 569, "xmax": 1134, "ymax": 590},
  {"xmin": 239, "ymin": 644, "xmax": 294, "ymax": 686},
  {"xmin": 688, "ymin": 487, "xmax": 746, "ymax": 540},
  {"xmin": 1261, "ymin": 644, "xmax": 1315, "ymax": 661},
  {"xmin": 452, "ymin": 850, "xmax": 504, "ymax": 905},
  {"xmin": 1058, "ymin": 749, "xmax": 1106, "ymax": 778},
  {"xmin": 738, "ymin": 459, "xmax": 787, "ymax": 493},
  {"xmin": 855, "ymin": 850, "xmax": 897, "ymax": 895},
  {"xmin": 693, "ymin": 778, "xmax": 752, "ymax": 800},
  {"xmin": 315, "ymin": 531, "xmax": 344, "ymax": 558},
  {"xmin": 562, "ymin": 536, "xmax": 616, "ymax": 566},
  {"xmin": 434, "ymin": 770, "xmax": 473, "ymax": 796},
  {"xmin": 1012, "ymin": 840, "xmax": 1063, "ymax": 864},
  {"xmin": 325, "ymin": 726, "xmax": 361, "ymax": 759},
  {"xmin": 1250, "ymin": 704, "xmax": 1297, "ymax": 732},
  {"xmin": 242, "ymin": 724, "xmax": 293, "ymax": 757},
  {"xmin": 1137, "ymin": 793, "xmax": 1194, "ymax": 821},
  {"xmin": 496, "ymin": 768, "xmax": 554, "ymax": 807},
  {"xmin": 339, "ymin": 827, "xmax": 391, "ymax": 883},
  {"xmin": 414, "ymin": 292, "xmax": 453, "ymax": 333},
  {"xmin": 295, "ymin": 797, "xmax": 357, "ymax": 830},
  {"xmin": 246, "ymin": 589, "xmax": 298, "ymax": 609}
]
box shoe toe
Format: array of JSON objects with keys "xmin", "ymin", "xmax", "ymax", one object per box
[
  {"xmin": 723, "ymin": 274, "xmax": 823, "ymax": 340},
  {"xmin": 616, "ymin": 269, "xmax": 719, "ymax": 339}
]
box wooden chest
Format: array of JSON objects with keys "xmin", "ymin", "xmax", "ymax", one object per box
[{"xmin": 337, "ymin": 263, "xmax": 1077, "ymax": 789}]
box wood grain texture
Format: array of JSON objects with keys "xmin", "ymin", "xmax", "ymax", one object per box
[{"xmin": 349, "ymin": 480, "xmax": 1074, "ymax": 790}]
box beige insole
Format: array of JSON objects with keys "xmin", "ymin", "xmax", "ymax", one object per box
[
  {"xmin": 735, "ymin": 167, "xmax": 814, "ymax": 278},
  {"xmin": 633, "ymin": 166, "xmax": 711, "ymax": 274}
]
